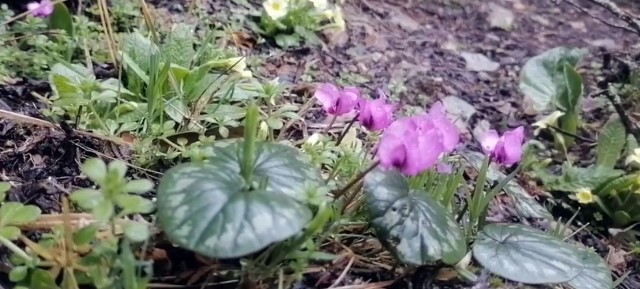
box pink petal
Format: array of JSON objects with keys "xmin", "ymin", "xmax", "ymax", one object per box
[
  {"xmin": 499, "ymin": 126, "xmax": 525, "ymax": 166},
  {"xmin": 481, "ymin": 130, "xmax": 500, "ymax": 155},
  {"xmin": 314, "ymin": 83, "xmax": 339, "ymax": 114},
  {"xmin": 426, "ymin": 102, "xmax": 460, "ymax": 152},
  {"xmin": 335, "ymin": 87, "xmax": 360, "ymax": 115},
  {"xmin": 27, "ymin": 2, "xmax": 40, "ymax": 11},
  {"xmin": 363, "ymin": 98, "xmax": 394, "ymax": 131}
]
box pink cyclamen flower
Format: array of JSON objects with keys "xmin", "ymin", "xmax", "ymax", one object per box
[
  {"xmin": 377, "ymin": 106, "xmax": 460, "ymax": 176},
  {"xmin": 314, "ymin": 83, "xmax": 360, "ymax": 116},
  {"xmin": 424, "ymin": 101, "xmax": 460, "ymax": 152},
  {"xmin": 27, "ymin": 0, "xmax": 54, "ymax": 18},
  {"xmin": 481, "ymin": 126, "xmax": 525, "ymax": 166},
  {"xmin": 357, "ymin": 90, "xmax": 395, "ymax": 131}
]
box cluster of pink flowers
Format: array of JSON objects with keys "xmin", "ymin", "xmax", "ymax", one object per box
[
  {"xmin": 27, "ymin": 0, "xmax": 53, "ymax": 18},
  {"xmin": 314, "ymin": 83, "xmax": 526, "ymax": 176}
]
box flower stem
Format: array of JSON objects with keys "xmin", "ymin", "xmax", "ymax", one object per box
[
  {"xmin": 335, "ymin": 113, "xmax": 359, "ymax": 146},
  {"xmin": 323, "ymin": 115, "xmax": 337, "ymax": 134},
  {"xmin": 0, "ymin": 235, "xmax": 32, "ymax": 263},
  {"xmin": 333, "ymin": 160, "xmax": 380, "ymax": 199},
  {"xmin": 241, "ymin": 103, "xmax": 259, "ymax": 185}
]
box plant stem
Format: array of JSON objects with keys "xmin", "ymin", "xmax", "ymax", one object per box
[
  {"xmin": 241, "ymin": 103, "xmax": 260, "ymax": 185},
  {"xmin": 333, "ymin": 160, "xmax": 380, "ymax": 199},
  {"xmin": 469, "ymin": 156, "xmax": 490, "ymax": 226},
  {"xmin": 0, "ymin": 235, "xmax": 32, "ymax": 263},
  {"xmin": 323, "ymin": 115, "xmax": 337, "ymax": 134},
  {"xmin": 335, "ymin": 113, "xmax": 359, "ymax": 146}
]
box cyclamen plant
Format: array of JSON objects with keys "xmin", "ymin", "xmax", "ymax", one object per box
[{"xmin": 27, "ymin": 0, "xmax": 53, "ymax": 18}]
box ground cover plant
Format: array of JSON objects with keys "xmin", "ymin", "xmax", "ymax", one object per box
[{"xmin": 1, "ymin": 0, "xmax": 640, "ymax": 288}]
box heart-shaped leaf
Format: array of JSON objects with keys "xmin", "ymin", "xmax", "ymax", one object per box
[
  {"xmin": 519, "ymin": 47, "xmax": 586, "ymax": 112},
  {"xmin": 156, "ymin": 141, "xmax": 322, "ymax": 258},
  {"xmin": 473, "ymin": 223, "xmax": 583, "ymax": 284},
  {"xmin": 363, "ymin": 167, "xmax": 466, "ymax": 265},
  {"xmin": 566, "ymin": 248, "xmax": 613, "ymax": 289}
]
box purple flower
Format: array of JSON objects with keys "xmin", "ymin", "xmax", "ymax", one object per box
[
  {"xmin": 27, "ymin": 0, "xmax": 54, "ymax": 18},
  {"xmin": 481, "ymin": 126, "xmax": 525, "ymax": 166},
  {"xmin": 377, "ymin": 104, "xmax": 460, "ymax": 176},
  {"xmin": 314, "ymin": 83, "xmax": 360, "ymax": 116},
  {"xmin": 357, "ymin": 90, "xmax": 395, "ymax": 131}
]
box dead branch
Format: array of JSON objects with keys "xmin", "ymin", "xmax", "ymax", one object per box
[{"xmin": 553, "ymin": 0, "xmax": 640, "ymax": 35}]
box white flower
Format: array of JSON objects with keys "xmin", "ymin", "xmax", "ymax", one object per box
[
  {"xmin": 532, "ymin": 111, "xmax": 565, "ymax": 135},
  {"xmin": 310, "ymin": 0, "xmax": 328, "ymax": 10},
  {"xmin": 625, "ymin": 148, "xmax": 640, "ymax": 168},
  {"xmin": 322, "ymin": 8, "xmax": 335, "ymax": 19},
  {"xmin": 263, "ymin": 0, "xmax": 289, "ymax": 20}
]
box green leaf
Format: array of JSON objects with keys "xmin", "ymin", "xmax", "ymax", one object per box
[
  {"xmin": 0, "ymin": 203, "xmax": 41, "ymax": 227},
  {"xmin": 473, "ymin": 223, "xmax": 583, "ymax": 284},
  {"xmin": 73, "ymin": 224, "xmax": 99, "ymax": 246},
  {"xmin": 519, "ymin": 47, "xmax": 587, "ymax": 112},
  {"xmin": 0, "ymin": 182, "xmax": 10, "ymax": 201},
  {"xmin": 70, "ymin": 189, "xmax": 104, "ymax": 209},
  {"xmin": 0, "ymin": 226, "xmax": 21, "ymax": 240},
  {"xmin": 81, "ymin": 158, "xmax": 107, "ymax": 183},
  {"xmin": 123, "ymin": 180, "xmax": 154, "ymax": 194},
  {"xmin": 123, "ymin": 222, "xmax": 150, "ymax": 243},
  {"xmin": 164, "ymin": 97, "xmax": 189, "ymax": 123},
  {"xmin": 275, "ymin": 34, "xmax": 301, "ymax": 48},
  {"xmin": 9, "ymin": 265, "xmax": 28, "ymax": 282},
  {"xmin": 363, "ymin": 168, "xmax": 466, "ymax": 265},
  {"xmin": 596, "ymin": 116, "xmax": 626, "ymax": 168},
  {"xmin": 92, "ymin": 201, "xmax": 114, "ymax": 222},
  {"xmin": 161, "ymin": 23, "xmax": 195, "ymax": 68},
  {"xmin": 545, "ymin": 164, "xmax": 623, "ymax": 192},
  {"xmin": 30, "ymin": 268, "xmax": 59, "ymax": 289},
  {"xmin": 464, "ymin": 151, "xmax": 552, "ymax": 219},
  {"xmin": 156, "ymin": 141, "xmax": 322, "ymax": 258},
  {"xmin": 114, "ymin": 195, "xmax": 154, "ymax": 214},
  {"xmin": 566, "ymin": 248, "xmax": 613, "ymax": 289},
  {"xmin": 48, "ymin": 3, "xmax": 74, "ymax": 37},
  {"xmin": 121, "ymin": 31, "xmax": 158, "ymax": 73},
  {"xmin": 558, "ymin": 63, "xmax": 583, "ymax": 112},
  {"xmin": 48, "ymin": 63, "xmax": 86, "ymax": 101}
]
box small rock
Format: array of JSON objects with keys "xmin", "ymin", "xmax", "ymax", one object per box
[
  {"xmin": 389, "ymin": 9, "xmax": 420, "ymax": 32},
  {"xmin": 441, "ymin": 96, "xmax": 477, "ymax": 135},
  {"xmin": 588, "ymin": 38, "xmax": 619, "ymax": 51},
  {"xmin": 459, "ymin": 52, "xmax": 501, "ymax": 72},
  {"xmin": 473, "ymin": 119, "xmax": 491, "ymax": 143},
  {"xmin": 487, "ymin": 3, "xmax": 515, "ymax": 30}
]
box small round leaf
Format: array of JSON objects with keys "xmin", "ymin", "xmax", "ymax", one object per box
[
  {"xmin": 473, "ymin": 223, "xmax": 583, "ymax": 284},
  {"xmin": 124, "ymin": 222, "xmax": 150, "ymax": 243},
  {"xmin": 70, "ymin": 189, "xmax": 104, "ymax": 209},
  {"xmin": 123, "ymin": 179, "xmax": 154, "ymax": 194},
  {"xmin": 364, "ymin": 168, "xmax": 467, "ymax": 265},
  {"xmin": 82, "ymin": 158, "xmax": 107, "ymax": 183},
  {"xmin": 9, "ymin": 265, "xmax": 28, "ymax": 282},
  {"xmin": 0, "ymin": 226, "xmax": 21, "ymax": 240},
  {"xmin": 0, "ymin": 203, "xmax": 41, "ymax": 226}
]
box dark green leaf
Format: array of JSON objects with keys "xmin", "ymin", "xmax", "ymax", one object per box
[
  {"xmin": 48, "ymin": 3, "xmax": 74, "ymax": 37},
  {"xmin": 364, "ymin": 168, "xmax": 466, "ymax": 265},
  {"xmin": 596, "ymin": 116, "xmax": 626, "ymax": 168},
  {"xmin": 164, "ymin": 97, "xmax": 189, "ymax": 123},
  {"xmin": 473, "ymin": 224, "xmax": 583, "ymax": 284},
  {"xmin": 545, "ymin": 164, "xmax": 623, "ymax": 192},
  {"xmin": 156, "ymin": 142, "xmax": 321, "ymax": 258},
  {"xmin": 519, "ymin": 47, "xmax": 586, "ymax": 112},
  {"xmin": 566, "ymin": 248, "xmax": 613, "ymax": 289}
]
